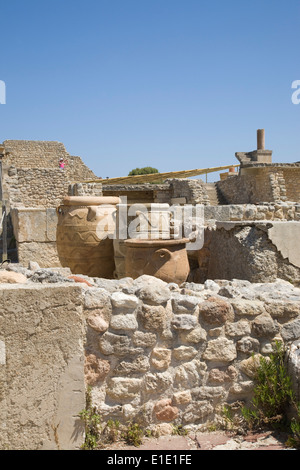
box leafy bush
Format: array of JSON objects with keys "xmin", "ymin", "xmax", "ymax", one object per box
[{"xmin": 241, "ymin": 341, "xmax": 300, "ymax": 448}]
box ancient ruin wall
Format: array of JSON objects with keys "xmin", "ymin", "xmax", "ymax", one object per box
[
  {"xmin": 217, "ymin": 165, "xmax": 300, "ymax": 204},
  {"xmin": 1, "ymin": 272, "xmax": 300, "ymax": 448},
  {"xmin": 1, "ymin": 140, "xmax": 100, "ymax": 210},
  {"xmin": 3, "ymin": 140, "xmax": 98, "ymax": 181},
  {"xmin": 83, "ymin": 275, "xmax": 300, "ymax": 431}
]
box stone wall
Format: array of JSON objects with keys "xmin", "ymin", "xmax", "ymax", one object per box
[
  {"xmin": 82, "ymin": 275, "xmax": 300, "ymax": 432},
  {"xmin": 1, "ymin": 140, "xmax": 100, "ymax": 211},
  {"xmin": 217, "ymin": 164, "xmax": 300, "ymax": 204},
  {"xmin": 0, "ymin": 282, "xmax": 85, "ymax": 450},
  {"xmin": 3, "ymin": 167, "xmax": 68, "ymax": 208},
  {"xmin": 102, "ymin": 179, "xmax": 210, "ymax": 205},
  {"xmin": 10, "ymin": 207, "xmax": 61, "ymax": 267},
  {"xmin": 3, "ymin": 140, "xmax": 98, "ymax": 181},
  {"xmin": 1, "ymin": 267, "xmax": 300, "ymax": 445}
]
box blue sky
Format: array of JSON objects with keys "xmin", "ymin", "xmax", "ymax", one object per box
[{"xmin": 0, "ymin": 0, "xmax": 299, "ymax": 181}]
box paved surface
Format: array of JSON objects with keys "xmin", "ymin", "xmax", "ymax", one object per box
[{"xmin": 103, "ymin": 430, "xmax": 295, "ymax": 451}]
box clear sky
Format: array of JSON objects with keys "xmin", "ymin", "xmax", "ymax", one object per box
[{"xmin": 0, "ymin": 0, "xmax": 299, "ymax": 181}]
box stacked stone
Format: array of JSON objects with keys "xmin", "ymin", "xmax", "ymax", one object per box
[
  {"xmin": 83, "ymin": 275, "xmax": 300, "ymax": 432},
  {"xmin": 204, "ymin": 203, "xmax": 300, "ymax": 223}
]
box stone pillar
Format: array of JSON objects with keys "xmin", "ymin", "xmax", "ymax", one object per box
[{"xmin": 257, "ymin": 129, "xmax": 265, "ymax": 150}]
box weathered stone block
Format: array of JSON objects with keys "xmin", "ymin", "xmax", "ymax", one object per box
[
  {"xmin": 132, "ymin": 331, "xmax": 157, "ymax": 348},
  {"xmin": 172, "ymin": 346, "xmax": 198, "ymax": 361},
  {"xmin": 150, "ymin": 348, "xmax": 172, "ymax": 370},
  {"xmin": 106, "ymin": 377, "xmax": 142, "ymax": 400},
  {"xmin": 171, "ymin": 314, "xmax": 197, "ymax": 331},
  {"xmin": 140, "ymin": 305, "xmax": 167, "ymax": 330},
  {"xmin": 99, "ymin": 332, "xmax": 142, "ymax": 356},
  {"xmin": 251, "ymin": 313, "xmax": 280, "ymax": 338},
  {"xmin": 110, "ymin": 314, "xmax": 138, "ymax": 331},
  {"xmin": 203, "ymin": 338, "xmax": 237, "ymax": 363},
  {"xmin": 111, "ymin": 292, "xmax": 139, "ymax": 310},
  {"xmin": 154, "ymin": 399, "xmax": 179, "ymax": 422},
  {"xmin": 84, "ymin": 354, "xmax": 110, "ymax": 385},
  {"xmin": 114, "ymin": 356, "xmax": 150, "ymax": 376},
  {"xmin": 199, "ymin": 297, "xmax": 234, "ymax": 325}
]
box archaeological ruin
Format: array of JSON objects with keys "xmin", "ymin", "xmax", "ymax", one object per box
[{"xmin": 0, "ymin": 131, "xmax": 300, "ymax": 449}]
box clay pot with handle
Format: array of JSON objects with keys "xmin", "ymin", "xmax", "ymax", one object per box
[{"xmin": 124, "ymin": 238, "xmax": 190, "ymax": 285}]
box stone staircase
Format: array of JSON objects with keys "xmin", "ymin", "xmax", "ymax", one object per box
[{"xmin": 204, "ymin": 182, "xmax": 227, "ymax": 205}]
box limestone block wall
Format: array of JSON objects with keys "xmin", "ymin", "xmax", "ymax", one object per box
[
  {"xmin": 83, "ymin": 275, "xmax": 300, "ymax": 431},
  {"xmin": 0, "ymin": 283, "xmax": 86, "ymax": 450},
  {"xmin": 217, "ymin": 164, "xmax": 300, "ymax": 204},
  {"xmin": 203, "ymin": 221, "xmax": 300, "ymax": 285},
  {"xmin": 10, "ymin": 207, "xmax": 61, "ymax": 267}
]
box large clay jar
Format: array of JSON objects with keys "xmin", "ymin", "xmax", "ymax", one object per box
[
  {"xmin": 113, "ymin": 203, "xmax": 172, "ymax": 279},
  {"xmin": 124, "ymin": 238, "xmax": 190, "ymax": 284},
  {"xmin": 56, "ymin": 196, "xmax": 120, "ymax": 278}
]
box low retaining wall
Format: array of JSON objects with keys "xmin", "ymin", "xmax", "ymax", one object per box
[
  {"xmin": 82, "ymin": 275, "xmax": 300, "ymax": 432},
  {"xmin": 1, "ymin": 268, "xmax": 300, "ymax": 447}
]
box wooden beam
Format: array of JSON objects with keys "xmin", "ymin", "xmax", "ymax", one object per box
[{"xmin": 80, "ymin": 164, "xmax": 240, "ymax": 185}]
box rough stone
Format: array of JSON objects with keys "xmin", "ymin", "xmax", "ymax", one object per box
[
  {"xmin": 236, "ymin": 336, "xmax": 260, "ymax": 354},
  {"xmin": 174, "ymin": 360, "xmax": 205, "ymax": 388},
  {"xmin": 154, "ymin": 399, "xmax": 179, "ymax": 422},
  {"xmin": 86, "ymin": 312, "xmax": 109, "ymax": 333},
  {"xmin": 132, "ymin": 331, "xmax": 157, "ymax": 348},
  {"xmin": 180, "ymin": 326, "xmax": 207, "ymax": 344},
  {"xmin": 172, "ymin": 390, "xmax": 192, "ymax": 405},
  {"xmin": 84, "ymin": 354, "xmax": 110, "ymax": 385},
  {"xmin": 106, "ymin": 377, "xmax": 142, "ymax": 400},
  {"xmin": 199, "ymin": 297, "xmax": 234, "ymax": 325},
  {"xmin": 0, "ymin": 271, "xmax": 28, "ymax": 284},
  {"xmin": 143, "ymin": 372, "xmax": 173, "ymax": 394},
  {"xmin": 99, "ymin": 332, "xmax": 142, "ymax": 357},
  {"xmin": 84, "ymin": 288, "xmax": 112, "ymax": 323},
  {"xmin": 183, "ymin": 402, "xmax": 214, "ymax": 424},
  {"xmin": 114, "ymin": 356, "xmax": 150, "ymax": 376},
  {"xmin": 240, "ymin": 354, "xmax": 264, "ymax": 378},
  {"xmin": 208, "ymin": 366, "xmax": 237, "ymax": 384},
  {"xmin": 140, "ymin": 304, "xmax": 167, "ymax": 330},
  {"xmin": 171, "ymin": 314, "xmax": 198, "ymax": 331},
  {"xmin": 225, "ymin": 320, "xmax": 251, "ymax": 337},
  {"xmin": 171, "ymin": 293, "xmax": 200, "ymax": 313},
  {"xmin": 251, "ymin": 313, "xmax": 280, "ymax": 338},
  {"xmin": 150, "ymin": 348, "xmax": 172, "ymax": 370},
  {"xmin": 203, "ymin": 338, "xmax": 237, "ymax": 364},
  {"xmin": 111, "ymin": 292, "xmax": 139, "ymax": 310},
  {"xmin": 172, "ymin": 346, "xmax": 198, "ymax": 361},
  {"xmin": 110, "ymin": 314, "xmax": 138, "ymax": 331},
  {"xmin": 135, "ymin": 281, "xmax": 171, "ymax": 305},
  {"xmin": 230, "ymin": 299, "xmax": 266, "ymax": 316},
  {"xmin": 281, "ymin": 318, "xmax": 300, "ymax": 342}
]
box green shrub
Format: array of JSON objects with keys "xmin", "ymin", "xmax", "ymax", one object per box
[{"xmin": 241, "ymin": 341, "xmax": 300, "ymax": 448}]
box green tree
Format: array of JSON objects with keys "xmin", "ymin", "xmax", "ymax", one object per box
[{"xmin": 128, "ymin": 167, "xmax": 159, "ymax": 176}]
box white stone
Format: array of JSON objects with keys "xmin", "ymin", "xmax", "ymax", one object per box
[{"xmin": 111, "ymin": 292, "xmax": 139, "ymax": 310}]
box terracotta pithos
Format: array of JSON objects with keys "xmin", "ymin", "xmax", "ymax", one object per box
[
  {"xmin": 56, "ymin": 196, "xmax": 120, "ymax": 278},
  {"xmin": 124, "ymin": 238, "xmax": 190, "ymax": 284},
  {"xmin": 114, "ymin": 203, "xmax": 172, "ymax": 279}
]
